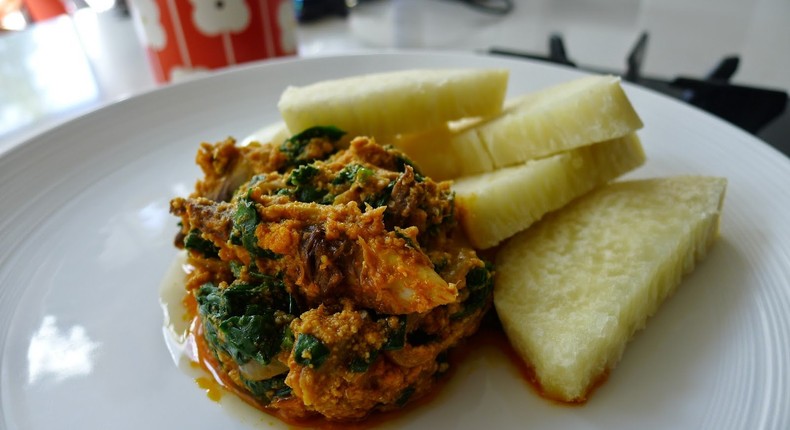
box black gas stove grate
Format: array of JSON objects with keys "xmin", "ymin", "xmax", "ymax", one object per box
[{"xmin": 489, "ymin": 33, "xmax": 789, "ymax": 156}]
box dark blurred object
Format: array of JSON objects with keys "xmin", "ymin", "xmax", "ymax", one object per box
[
  {"xmin": 624, "ymin": 32, "xmax": 647, "ymax": 83},
  {"xmin": 489, "ymin": 32, "xmax": 789, "ymax": 153},
  {"xmin": 113, "ymin": 0, "xmax": 129, "ymax": 17},
  {"xmin": 673, "ymin": 59, "xmax": 787, "ymax": 134},
  {"xmin": 459, "ymin": 0, "xmax": 513, "ymax": 15},
  {"xmin": 295, "ymin": 0, "xmax": 349, "ymax": 22},
  {"xmin": 301, "ymin": 0, "xmax": 514, "ymax": 22}
]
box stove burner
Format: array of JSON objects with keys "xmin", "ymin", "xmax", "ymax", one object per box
[{"xmin": 489, "ymin": 33, "xmax": 788, "ymax": 151}]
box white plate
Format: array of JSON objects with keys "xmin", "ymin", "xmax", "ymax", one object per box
[{"xmin": 1, "ymin": 52, "xmax": 789, "ymax": 430}]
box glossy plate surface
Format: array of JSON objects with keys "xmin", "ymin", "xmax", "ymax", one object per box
[{"xmin": 1, "ymin": 52, "xmax": 789, "ymax": 429}]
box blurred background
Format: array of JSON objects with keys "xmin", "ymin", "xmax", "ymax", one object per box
[{"xmin": 1, "ymin": 0, "xmax": 788, "ymax": 154}]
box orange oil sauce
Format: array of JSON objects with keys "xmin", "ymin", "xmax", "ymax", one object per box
[
  {"xmin": 181, "ymin": 295, "xmax": 606, "ymax": 429},
  {"xmin": 468, "ymin": 313, "xmax": 610, "ymax": 406},
  {"xmin": 184, "ymin": 292, "xmax": 458, "ymax": 429}
]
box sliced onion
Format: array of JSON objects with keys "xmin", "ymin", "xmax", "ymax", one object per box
[{"xmin": 239, "ymin": 359, "xmax": 289, "ymax": 381}]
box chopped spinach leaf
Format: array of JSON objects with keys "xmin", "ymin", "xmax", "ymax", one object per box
[
  {"xmin": 294, "ymin": 185, "xmax": 330, "ymax": 204},
  {"xmin": 183, "ymin": 229, "xmax": 219, "ymax": 258},
  {"xmin": 382, "ymin": 316, "xmax": 407, "ymax": 351},
  {"xmin": 349, "ymin": 350, "xmax": 379, "ymax": 373},
  {"xmin": 394, "ymin": 154, "xmax": 425, "ymax": 182},
  {"xmin": 451, "ymin": 261, "xmax": 494, "ymax": 320},
  {"xmin": 466, "ymin": 265, "xmax": 491, "ymax": 290},
  {"xmin": 230, "ymin": 260, "xmax": 244, "ymax": 278},
  {"xmin": 196, "ymin": 282, "xmax": 228, "ymax": 319},
  {"xmin": 294, "ymin": 333, "xmax": 330, "ymax": 369},
  {"xmin": 290, "ymin": 125, "xmax": 345, "ymax": 143},
  {"xmin": 425, "ymin": 198, "xmax": 456, "ymax": 237},
  {"xmin": 286, "ymin": 293, "xmax": 299, "ymax": 315},
  {"xmin": 281, "ymin": 326, "xmax": 294, "ymax": 352},
  {"xmin": 332, "ymin": 164, "xmax": 373, "ymax": 185},
  {"xmin": 275, "ymin": 385, "xmax": 293, "ymax": 399},
  {"xmin": 224, "ymin": 279, "xmax": 290, "ymax": 315},
  {"xmin": 247, "ymin": 261, "xmax": 281, "ymax": 283},
  {"xmin": 221, "ymin": 282, "xmax": 266, "ymax": 313},
  {"xmin": 219, "ymin": 313, "xmax": 281, "ymax": 365},
  {"xmin": 431, "ymin": 257, "xmax": 449, "ymax": 273},
  {"xmin": 231, "ymin": 198, "xmax": 281, "ymax": 259},
  {"xmin": 196, "ymin": 280, "xmax": 294, "ymax": 367},
  {"xmin": 201, "ymin": 318, "xmax": 222, "ymax": 358},
  {"xmin": 244, "ymin": 174, "xmax": 268, "ymax": 197},
  {"xmin": 394, "ymin": 228, "xmax": 417, "ymax": 249},
  {"xmin": 279, "ymin": 126, "xmax": 345, "ymax": 167},
  {"xmin": 396, "ymin": 386, "xmax": 416, "ymax": 407},
  {"xmin": 365, "ymin": 180, "xmax": 395, "ymax": 208},
  {"xmin": 242, "ymin": 374, "xmax": 291, "ymax": 404},
  {"xmin": 284, "ymin": 164, "xmax": 332, "ymax": 204},
  {"xmin": 286, "ymin": 164, "xmax": 320, "ymax": 186}
]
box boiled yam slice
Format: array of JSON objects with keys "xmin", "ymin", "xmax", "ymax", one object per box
[
  {"xmin": 278, "ymin": 69, "xmax": 509, "ymax": 138},
  {"xmin": 453, "ymin": 133, "xmax": 646, "ymax": 249},
  {"xmin": 494, "ymin": 176, "xmax": 727, "ymax": 402}
]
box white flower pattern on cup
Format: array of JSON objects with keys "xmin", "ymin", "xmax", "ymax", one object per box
[
  {"xmin": 190, "ymin": 0, "xmax": 251, "ymax": 36},
  {"xmin": 170, "ymin": 66, "xmax": 212, "ymax": 82},
  {"xmin": 134, "ymin": 0, "xmax": 166, "ymax": 50},
  {"xmin": 277, "ymin": 0, "xmax": 296, "ymax": 53}
]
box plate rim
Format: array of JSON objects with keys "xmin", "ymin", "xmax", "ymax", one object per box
[{"xmin": 1, "ymin": 50, "xmax": 789, "ymax": 430}]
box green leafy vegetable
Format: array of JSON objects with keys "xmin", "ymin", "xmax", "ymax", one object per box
[
  {"xmin": 365, "ymin": 180, "xmax": 395, "ymax": 208},
  {"xmin": 394, "ymin": 154, "xmax": 425, "ymax": 182},
  {"xmin": 396, "ymin": 386, "xmax": 416, "ymax": 407},
  {"xmin": 332, "ymin": 164, "xmax": 374, "ymax": 185},
  {"xmin": 294, "ymin": 185, "xmax": 330, "ymax": 204},
  {"xmin": 431, "ymin": 256, "xmax": 449, "ymax": 274},
  {"xmin": 279, "ymin": 126, "xmax": 345, "ymax": 167},
  {"xmin": 247, "ymin": 261, "xmax": 282, "ymax": 284},
  {"xmin": 466, "ymin": 265, "xmax": 491, "ymax": 287},
  {"xmin": 285, "ymin": 163, "xmax": 333, "ymax": 204},
  {"xmin": 290, "ymin": 125, "xmax": 345, "ymax": 143},
  {"xmin": 201, "ymin": 318, "xmax": 223, "ymax": 361},
  {"xmin": 230, "ymin": 260, "xmax": 244, "ymax": 278},
  {"xmin": 452, "ymin": 261, "xmax": 494, "ymax": 320},
  {"xmin": 197, "ymin": 282, "xmax": 228, "ymax": 317},
  {"xmin": 231, "ymin": 198, "xmax": 281, "ymax": 259},
  {"xmin": 293, "ymin": 333, "xmax": 330, "ymax": 369},
  {"xmin": 286, "ymin": 294, "xmax": 299, "ymax": 315},
  {"xmin": 425, "ymin": 192, "xmax": 456, "ymax": 237},
  {"xmin": 219, "ymin": 313, "xmax": 280, "ymax": 365},
  {"xmin": 196, "ymin": 279, "xmax": 294, "ymax": 367},
  {"xmin": 382, "ymin": 316, "xmax": 407, "ymax": 351},
  {"xmin": 183, "ymin": 229, "xmax": 219, "ymax": 258},
  {"xmin": 287, "ymin": 164, "xmax": 320, "ymax": 186},
  {"xmin": 394, "ymin": 228, "xmax": 417, "ymax": 249},
  {"xmin": 349, "ymin": 350, "xmax": 379, "ymax": 373},
  {"xmin": 281, "ymin": 326, "xmax": 295, "ymax": 352},
  {"xmin": 242, "ymin": 374, "xmax": 292, "ymax": 403},
  {"xmin": 245, "ymin": 174, "xmax": 268, "ymax": 196}
]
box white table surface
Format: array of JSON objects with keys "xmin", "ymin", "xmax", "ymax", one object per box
[{"xmin": 1, "ymin": 0, "xmax": 789, "ymax": 155}]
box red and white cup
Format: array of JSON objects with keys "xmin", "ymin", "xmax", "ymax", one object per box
[{"xmin": 129, "ymin": 0, "xmax": 297, "ymax": 83}]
